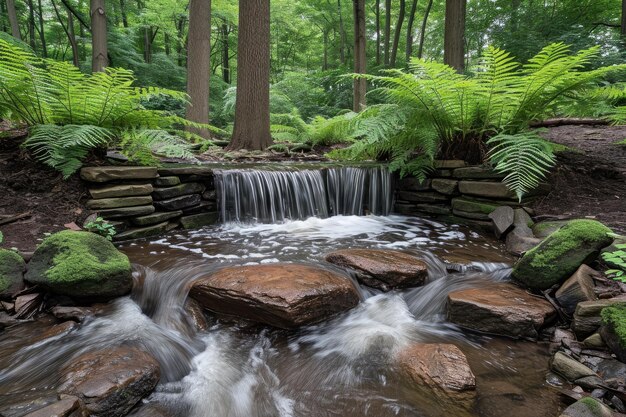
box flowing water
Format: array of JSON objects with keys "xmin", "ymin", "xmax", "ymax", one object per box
[{"xmin": 0, "ymin": 167, "xmax": 562, "ymax": 417}]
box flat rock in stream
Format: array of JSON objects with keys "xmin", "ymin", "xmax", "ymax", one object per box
[
  {"xmin": 447, "ymin": 283, "xmax": 556, "ymax": 338},
  {"xmin": 324, "ymin": 249, "xmax": 428, "ymax": 291},
  {"xmin": 58, "ymin": 346, "xmax": 160, "ymax": 417},
  {"xmin": 189, "ymin": 263, "xmax": 359, "ymax": 329}
]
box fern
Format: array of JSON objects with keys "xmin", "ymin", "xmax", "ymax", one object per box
[{"xmin": 487, "ymin": 132, "xmax": 556, "ymax": 201}]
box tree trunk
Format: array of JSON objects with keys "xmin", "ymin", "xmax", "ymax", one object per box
[
  {"xmin": 384, "ymin": 0, "xmax": 391, "ymax": 65},
  {"xmin": 90, "ymin": 0, "xmax": 108, "ymax": 72},
  {"xmin": 375, "ymin": 0, "xmax": 381, "ymax": 65},
  {"xmin": 622, "ymin": 0, "xmax": 626, "ymax": 37},
  {"xmin": 353, "ymin": 0, "xmax": 366, "ymax": 112},
  {"xmin": 186, "ymin": 0, "xmax": 211, "ymax": 140},
  {"xmin": 443, "ymin": 0, "xmax": 465, "ymax": 72},
  {"xmin": 176, "ymin": 16, "xmax": 186, "ymax": 66},
  {"xmin": 390, "ymin": 0, "xmax": 405, "ymax": 66},
  {"xmin": 405, "ymin": 0, "xmax": 418, "ymax": 62},
  {"xmin": 6, "ymin": 0, "xmax": 20, "ymax": 40},
  {"xmin": 143, "ymin": 26, "xmax": 152, "ymax": 63},
  {"xmin": 221, "ymin": 23, "xmax": 230, "ymax": 83},
  {"xmin": 337, "ymin": 0, "xmax": 346, "ymax": 65},
  {"xmin": 51, "ymin": 0, "xmax": 80, "ymax": 66},
  {"xmin": 37, "ymin": 0, "xmax": 47, "ymax": 57},
  {"xmin": 1, "ymin": 1, "xmax": 7, "ymax": 33},
  {"xmin": 27, "ymin": 0, "xmax": 36, "ymax": 49},
  {"xmin": 119, "ymin": 0, "xmax": 128, "ymax": 27},
  {"xmin": 164, "ymin": 32, "xmax": 171, "ymax": 55},
  {"xmin": 229, "ymin": 0, "xmax": 271, "ymax": 151},
  {"xmin": 417, "ymin": 0, "xmax": 432, "ymax": 58}
]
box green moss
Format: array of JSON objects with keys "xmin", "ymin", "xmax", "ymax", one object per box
[
  {"xmin": 579, "ymin": 397, "xmax": 603, "ymax": 414},
  {"xmin": 601, "ymin": 305, "xmax": 626, "ymax": 348},
  {"xmin": 0, "ymin": 249, "xmax": 25, "ymax": 295},
  {"xmin": 25, "ymin": 230, "xmax": 132, "ymax": 298}
]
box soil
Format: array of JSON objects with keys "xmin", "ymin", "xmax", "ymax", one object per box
[
  {"xmin": 0, "ymin": 123, "xmax": 624, "ymax": 252},
  {"xmin": 0, "ymin": 127, "xmax": 88, "ymax": 253},
  {"xmin": 533, "ymin": 125, "xmax": 626, "ymax": 234}
]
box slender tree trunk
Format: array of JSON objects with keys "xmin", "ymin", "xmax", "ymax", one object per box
[
  {"xmin": 165, "ymin": 32, "xmax": 171, "ymax": 55},
  {"xmin": 37, "ymin": 0, "xmax": 47, "ymax": 57},
  {"xmin": 90, "ymin": 0, "xmax": 108, "ymax": 72},
  {"xmin": 375, "ymin": 0, "xmax": 381, "ymax": 65},
  {"xmin": 186, "ymin": 0, "xmax": 211, "ymax": 139},
  {"xmin": 6, "ymin": 0, "xmax": 20, "ymax": 40},
  {"xmin": 221, "ymin": 23, "xmax": 230, "ymax": 83},
  {"xmin": 323, "ymin": 29, "xmax": 329, "ymax": 70},
  {"xmin": 337, "ymin": 0, "xmax": 346, "ymax": 65},
  {"xmin": 417, "ymin": 0, "xmax": 432, "ymax": 58},
  {"xmin": 51, "ymin": 0, "xmax": 80, "ymax": 66},
  {"xmin": 622, "ymin": 0, "xmax": 626, "ymax": 37},
  {"xmin": 353, "ymin": 0, "xmax": 366, "ymax": 112},
  {"xmin": 119, "ymin": 0, "xmax": 128, "ymax": 27},
  {"xmin": 143, "ymin": 26, "xmax": 152, "ymax": 63},
  {"xmin": 78, "ymin": 0, "xmax": 86, "ymax": 60},
  {"xmin": 405, "ymin": 0, "xmax": 418, "ymax": 62},
  {"xmin": 27, "ymin": 0, "xmax": 36, "ymax": 49},
  {"xmin": 390, "ymin": 0, "xmax": 405, "ymax": 66},
  {"xmin": 383, "ymin": 0, "xmax": 391, "ymax": 66},
  {"xmin": 1, "ymin": 1, "xmax": 7, "ymax": 33},
  {"xmin": 443, "ymin": 0, "xmax": 466, "ymax": 72},
  {"xmin": 176, "ymin": 16, "xmax": 186, "ymax": 66},
  {"xmin": 229, "ymin": 0, "xmax": 271, "ymax": 151}
]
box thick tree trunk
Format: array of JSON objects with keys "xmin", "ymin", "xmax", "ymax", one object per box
[
  {"xmin": 384, "ymin": 0, "xmax": 391, "ymax": 65},
  {"xmin": 443, "ymin": 0, "xmax": 466, "ymax": 72},
  {"xmin": 375, "ymin": 0, "xmax": 381, "ymax": 65},
  {"xmin": 6, "ymin": 0, "xmax": 20, "ymax": 40},
  {"xmin": 221, "ymin": 23, "xmax": 230, "ymax": 83},
  {"xmin": 90, "ymin": 0, "xmax": 108, "ymax": 72},
  {"xmin": 27, "ymin": 0, "xmax": 36, "ymax": 49},
  {"xmin": 405, "ymin": 0, "xmax": 418, "ymax": 62},
  {"xmin": 37, "ymin": 0, "xmax": 47, "ymax": 57},
  {"xmin": 229, "ymin": 0, "xmax": 271, "ymax": 151},
  {"xmin": 390, "ymin": 0, "xmax": 405, "ymax": 66},
  {"xmin": 417, "ymin": 0, "xmax": 432, "ymax": 58},
  {"xmin": 353, "ymin": 0, "xmax": 366, "ymax": 112},
  {"xmin": 337, "ymin": 0, "xmax": 346, "ymax": 65},
  {"xmin": 186, "ymin": 0, "xmax": 211, "ymax": 140}
]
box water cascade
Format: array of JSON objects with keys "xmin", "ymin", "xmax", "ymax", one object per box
[{"xmin": 215, "ymin": 165, "xmax": 393, "ymax": 223}]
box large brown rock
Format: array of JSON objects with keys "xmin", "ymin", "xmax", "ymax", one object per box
[
  {"xmin": 189, "ymin": 263, "xmax": 359, "ymax": 329},
  {"xmin": 572, "ymin": 295, "xmax": 626, "ymax": 339},
  {"xmin": 397, "ymin": 343, "xmax": 476, "ymax": 410},
  {"xmin": 555, "ymin": 264, "xmax": 599, "ymax": 315},
  {"xmin": 447, "ymin": 283, "xmax": 556, "ymax": 338},
  {"xmin": 325, "ymin": 249, "xmax": 428, "ymax": 291},
  {"xmin": 58, "ymin": 346, "xmax": 160, "ymax": 417},
  {"xmin": 23, "ymin": 396, "xmax": 85, "ymax": 417},
  {"xmin": 80, "ymin": 167, "xmax": 158, "ymax": 183}
]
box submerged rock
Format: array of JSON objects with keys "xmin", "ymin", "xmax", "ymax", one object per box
[
  {"xmin": 324, "ymin": 249, "xmax": 428, "ymax": 291},
  {"xmin": 511, "ymin": 220, "xmax": 613, "ymax": 290},
  {"xmin": 0, "ymin": 248, "xmax": 26, "ymax": 298},
  {"xmin": 447, "ymin": 283, "xmax": 556, "ymax": 339},
  {"xmin": 397, "ymin": 343, "xmax": 476, "ymax": 409},
  {"xmin": 189, "ymin": 263, "xmax": 359, "ymax": 329},
  {"xmin": 25, "ymin": 231, "xmax": 133, "ymax": 299},
  {"xmin": 58, "ymin": 346, "xmax": 160, "ymax": 417},
  {"xmin": 559, "ymin": 397, "xmax": 614, "ymax": 417}
]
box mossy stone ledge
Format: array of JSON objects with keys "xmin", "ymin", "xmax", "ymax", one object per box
[
  {"xmin": 511, "ymin": 219, "xmax": 613, "ymax": 290},
  {"xmin": 25, "ymin": 230, "xmax": 133, "ymax": 299},
  {"xmin": 0, "ymin": 249, "xmax": 26, "ymax": 298},
  {"xmin": 600, "ymin": 305, "xmax": 626, "ymax": 362}
]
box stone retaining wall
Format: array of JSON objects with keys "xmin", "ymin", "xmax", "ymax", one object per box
[
  {"xmin": 393, "ymin": 160, "xmax": 550, "ymax": 228},
  {"xmin": 81, "ymin": 166, "xmax": 218, "ymax": 241}
]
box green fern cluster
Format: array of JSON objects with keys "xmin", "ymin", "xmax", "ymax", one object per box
[
  {"xmin": 335, "ymin": 43, "xmax": 625, "ymax": 199},
  {"xmin": 0, "ymin": 39, "xmax": 213, "ymax": 177}
]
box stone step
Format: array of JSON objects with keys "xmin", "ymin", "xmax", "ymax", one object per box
[
  {"xmin": 113, "ymin": 222, "xmax": 171, "ymax": 241},
  {"xmin": 154, "ymin": 194, "xmax": 201, "ymax": 211},
  {"xmin": 154, "ymin": 176, "xmax": 181, "ymax": 187},
  {"xmin": 397, "ymin": 191, "xmax": 448, "ymax": 204},
  {"xmin": 453, "ymin": 166, "xmax": 505, "ymax": 179},
  {"xmin": 86, "ymin": 196, "xmax": 153, "ymax": 210},
  {"xmin": 451, "ymin": 198, "xmax": 498, "ymax": 216},
  {"xmin": 152, "ymin": 182, "xmax": 205, "ymax": 200},
  {"xmin": 89, "ymin": 184, "xmax": 153, "ymax": 199},
  {"xmin": 458, "ymin": 181, "xmax": 517, "ymax": 200},
  {"xmin": 132, "ymin": 211, "xmax": 183, "ymax": 226},
  {"xmin": 180, "ymin": 212, "xmax": 220, "ymax": 229},
  {"xmin": 98, "ymin": 205, "xmax": 155, "ymax": 220},
  {"xmin": 81, "ymin": 166, "xmax": 158, "ymax": 183}
]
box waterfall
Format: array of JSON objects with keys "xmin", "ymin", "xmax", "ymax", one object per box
[{"xmin": 215, "ymin": 165, "xmax": 393, "ymax": 223}]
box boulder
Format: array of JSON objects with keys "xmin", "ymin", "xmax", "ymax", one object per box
[
  {"xmin": 431, "ymin": 178, "xmax": 458, "ymax": 195},
  {"xmin": 189, "ymin": 263, "xmax": 359, "ymax": 329},
  {"xmin": 600, "ymin": 305, "xmax": 626, "ymax": 362},
  {"xmin": 397, "ymin": 343, "xmax": 475, "ymax": 409},
  {"xmin": 511, "ymin": 220, "xmax": 613, "ymax": 290},
  {"xmin": 555, "ymin": 265, "xmax": 599, "ymax": 315},
  {"xmin": 23, "ymin": 396, "xmax": 85, "ymax": 417},
  {"xmin": 447, "ymin": 283, "xmax": 556, "ymax": 338},
  {"xmin": 551, "ymin": 352, "xmax": 597, "ymax": 381},
  {"xmin": 154, "ymin": 176, "xmax": 181, "ymax": 187},
  {"xmin": 80, "ymin": 167, "xmax": 158, "ymax": 183},
  {"xmin": 572, "ymin": 296, "xmax": 626, "ymax": 339},
  {"xmin": 582, "ymin": 333, "xmax": 605, "ymax": 349},
  {"xmin": 86, "ymin": 196, "xmax": 153, "ymax": 210},
  {"xmin": 559, "ymin": 397, "xmax": 614, "ymax": 417},
  {"xmin": 58, "ymin": 346, "xmax": 160, "ymax": 417},
  {"xmin": 152, "ymin": 183, "xmax": 205, "ymax": 200},
  {"xmin": 89, "ymin": 184, "xmax": 153, "ymax": 200},
  {"xmin": 532, "ymin": 220, "xmax": 569, "ymax": 238},
  {"xmin": 113, "ymin": 222, "xmax": 170, "ymax": 241},
  {"xmin": 488, "ymin": 206, "xmax": 515, "ymax": 239},
  {"xmin": 51, "ymin": 306, "xmax": 96, "ymax": 323},
  {"xmin": 0, "ymin": 248, "xmax": 26, "ymax": 298},
  {"xmin": 458, "ymin": 181, "xmax": 516, "ymax": 199},
  {"xmin": 153, "ymin": 194, "xmax": 201, "ymax": 211},
  {"xmin": 25, "ymin": 231, "xmax": 133, "ymax": 299},
  {"xmin": 132, "ymin": 211, "xmax": 182, "ymax": 226},
  {"xmin": 98, "ymin": 205, "xmax": 155, "ymax": 220},
  {"xmin": 325, "ymin": 249, "xmax": 428, "ymax": 291},
  {"xmin": 180, "ymin": 212, "xmax": 219, "ymax": 229}
]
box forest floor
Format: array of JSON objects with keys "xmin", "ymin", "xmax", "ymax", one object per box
[{"xmin": 0, "ymin": 124, "xmax": 625, "ymax": 252}]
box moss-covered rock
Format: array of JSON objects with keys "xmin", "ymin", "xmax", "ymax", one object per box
[
  {"xmin": 25, "ymin": 231, "xmax": 132, "ymax": 299},
  {"xmin": 600, "ymin": 305, "xmax": 626, "ymax": 362},
  {"xmin": 512, "ymin": 220, "xmax": 613, "ymax": 290},
  {"xmin": 559, "ymin": 397, "xmax": 613, "ymax": 417},
  {"xmin": 0, "ymin": 249, "xmax": 26, "ymax": 298}
]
